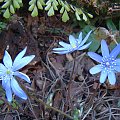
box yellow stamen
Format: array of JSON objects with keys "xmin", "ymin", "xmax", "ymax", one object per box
[
  {"xmin": 6, "ymin": 70, "xmax": 11, "ymax": 74},
  {"xmin": 72, "ymin": 44, "xmax": 76, "ymax": 48}
]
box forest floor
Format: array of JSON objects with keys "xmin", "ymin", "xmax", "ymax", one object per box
[{"xmin": 0, "ymin": 13, "xmax": 120, "ymax": 120}]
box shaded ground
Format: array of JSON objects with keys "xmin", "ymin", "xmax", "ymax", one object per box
[{"xmin": 0, "ymin": 13, "xmax": 120, "ymax": 120}]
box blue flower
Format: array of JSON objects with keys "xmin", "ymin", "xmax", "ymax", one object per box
[
  {"xmin": 53, "ymin": 31, "xmax": 92, "ymax": 54},
  {"xmin": 0, "ymin": 47, "xmax": 35, "ymax": 102},
  {"xmin": 88, "ymin": 40, "xmax": 120, "ymax": 85}
]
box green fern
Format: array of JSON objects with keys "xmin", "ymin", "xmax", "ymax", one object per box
[
  {"xmin": 1, "ymin": 0, "xmax": 23, "ymax": 18},
  {"xmin": 0, "ymin": 0, "xmax": 93, "ymax": 22}
]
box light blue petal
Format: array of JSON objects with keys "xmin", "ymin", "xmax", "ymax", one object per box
[
  {"xmin": 89, "ymin": 64, "xmax": 102, "ymax": 74},
  {"xmin": 80, "ymin": 30, "xmax": 92, "ymax": 46},
  {"xmin": 53, "ymin": 47, "xmax": 68, "ymax": 51},
  {"xmin": 0, "ymin": 63, "xmax": 7, "ymax": 71},
  {"xmin": 2, "ymin": 77, "xmax": 12, "ymax": 102},
  {"xmin": 101, "ymin": 40, "xmax": 109, "ymax": 57},
  {"xmin": 110, "ymin": 43, "xmax": 120, "ymax": 58},
  {"xmin": 0, "ymin": 63, "xmax": 7, "ymax": 76},
  {"xmin": 12, "ymin": 55, "xmax": 35, "ymax": 71},
  {"xmin": 53, "ymin": 50, "xmax": 71, "ymax": 54},
  {"xmin": 88, "ymin": 52, "xmax": 102, "ymax": 63},
  {"xmin": 13, "ymin": 71, "xmax": 31, "ymax": 83},
  {"xmin": 100, "ymin": 70, "xmax": 107, "ymax": 83},
  {"xmin": 108, "ymin": 71, "xmax": 116, "ymax": 85},
  {"xmin": 116, "ymin": 59, "xmax": 120, "ymax": 66},
  {"xmin": 13, "ymin": 47, "xmax": 27, "ymax": 68},
  {"xmin": 59, "ymin": 41, "xmax": 71, "ymax": 48},
  {"xmin": 77, "ymin": 32, "xmax": 82, "ymax": 44},
  {"xmin": 11, "ymin": 77, "xmax": 27, "ymax": 100},
  {"xmin": 78, "ymin": 42, "xmax": 91, "ymax": 50},
  {"xmin": 114, "ymin": 66, "xmax": 120, "ymax": 72},
  {"xmin": 69, "ymin": 35, "xmax": 77, "ymax": 48},
  {"xmin": 3, "ymin": 51, "xmax": 12, "ymax": 68}
]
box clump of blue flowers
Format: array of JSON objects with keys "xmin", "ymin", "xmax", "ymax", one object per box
[
  {"xmin": 88, "ymin": 40, "xmax": 120, "ymax": 85},
  {"xmin": 53, "ymin": 31, "xmax": 92, "ymax": 54},
  {"xmin": 0, "ymin": 47, "xmax": 35, "ymax": 102}
]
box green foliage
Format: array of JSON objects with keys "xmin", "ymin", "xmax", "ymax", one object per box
[
  {"xmin": 8, "ymin": 99, "xmax": 20, "ymax": 109},
  {"xmin": 0, "ymin": 21, "xmax": 7, "ymax": 32},
  {"xmin": 106, "ymin": 19, "xmax": 117, "ymax": 33},
  {"xmin": 29, "ymin": 0, "xmax": 45, "ymax": 17},
  {"xmin": 46, "ymin": 93, "xmax": 53, "ymax": 106},
  {"xmin": 45, "ymin": 0, "xmax": 58, "ymax": 16},
  {"xmin": 0, "ymin": 100, "xmax": 4, "ymax": 105},
  {"xmin": 0, "ymin": 0, "xmax": 36, "ymax": 18},
  {"xmin": 73, "ymin": 108, "xmax": 80, "ymax": 120},
  {"xmin": 0, "ymin": 0, "xmax": 93, "ymax": 22},
  {"xmin": 107, "ymin": 19, "xmax": 120, "ymax": 52},
  {"xmin": 1, "ymin": 0, "xmax": 23, "ymax": 18},
  {"xmin": 81, "ymin": 25, "xmax": 101, "ymax": 52},
  {"xmin": 81, "ymin": 19, "xmax": 120, "ymax": 53},
  {"xmin": 11, "ymin": 100, "xmax": 19, "ymax": 109},
  {"xmin": 59, "ymin": 1, "xmax": 70, "ymax": 22}
]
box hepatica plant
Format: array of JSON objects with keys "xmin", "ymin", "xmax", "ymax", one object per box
[
  {"xmin": 0, "ymin": 47, "xmax": 35, "ymax": 102},
  {"xmin": 53, "ymin": 30, "xmax": 92, "ymax": 54},
  {"xmin": 88, "ymin": 40, "xmax": 120, "ymax": 85}
]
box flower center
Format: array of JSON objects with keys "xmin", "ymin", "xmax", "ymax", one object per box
[
  {"xmin": 106, "ymin": 61, "xmax": 110, "ymax": 66},
  {"xmin": 72, "ymin": 44, "xmax": 77, "ymax": 48},
  {"xmin": 101, "ymin": 56, "xmax": 116, "ymax": 72},
  {"xmin": 6, "ymin": 70, "xmax": 11, "ymax": 75}
]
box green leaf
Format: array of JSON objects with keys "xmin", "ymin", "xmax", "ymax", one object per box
[
  {"xmin": 0, "ymin": 22, "xmax": 7, "ymax": 29},
  {"xmin": 54, "ymin": 0, "xmax": 58, "ymax": 6},
  {"xmin": 12, "ymin": 102, "xmax": 17, "ymax": 109},
  {"xmin": 82, "ymin": 25, "xmax": 100, "ymax": 52},
  {"xmin": 110, "ymin": 37, "xmax": 120, "ymax": 58},
  {"xmin": 73, "ymin": 108, "xmax": 79, "ymax": 120},
  {"xmin": 60, "ymin": 1, "xmax": 64, "ymax": 6},
  {"xmin": 29, "ymin": 4, "xmax": 35, "ymax": 11},
  {"xmin": 52, "ymin": 2, "xmax": 58, "ymax": 11},
  {"xmin": 87, "ymin": 13, "xmax": 93, "ymax": 18},
  {"xmin": 31, "ymin": 5, "xmax": 38, "ymax": 17},
  {"xmin": 37, "ymin": 0, "xmax": 43, "ymax": 10},
  {"xmin": 89, "ymin": 38, "xmax": 100, "ymax": 52},
  {"xmin": 64, "ymin": 4, "xmax": 70, "ymax": 12},
  {"xmin": 10, "ymin": 4, "xmax": 15, "ymax": 14},
  {"xmin": 62, "ymin": 10, "xmax": 69, "ymax": 22},
  {"xmin": 16, "ymin": 0, "xmax": 22, "ymax": 4},
  {"xmin": 3, "ymin": 8, "xmax": 10, "ymax": 18},
  {"xmin": 106, "ymin": 19, "xmax": 117, "ymax": 32},
  {"xmin": 83, "ymin": 13, "xmax": 87, "ymax": 21},
  {"xmin": 45, "ymin": 2, "xmax": 51, "ymax": 11},
  {"xmin": 48, "ymin": 6, "xmax": 54, "ymax": 16},
  {"xmin": 39, "ymin": 0, "xmax": 45, "ymax": 5},
  {"xmin": 75, "ymin": 11, "xmax": 81, "ymax": 21},
  {"xmin": 78, "ymin": 8, "xmax": 83, "ymax": 15},
  {"xmin": 13, "ymin": 0, "xmax": 20, "ymax": 8},
  {"xmin": 0, "ymin": 0, "xmax": 4, "ymax": 2},
  {"xmin": 0, "ymin": 100, "xmax": 4, "ymax": 105},
  {"xmin": 29, "ymin": 0, "xmax": 36, "ymax": 5},
  {"xmin": 60, "ymin": 6, "xmax": 64, "ymax": 14},
  {"xmin": 2, "ymin": 1, "xmax": 10, "ymax": 8}
]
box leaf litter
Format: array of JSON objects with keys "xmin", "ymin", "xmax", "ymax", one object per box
[{"xmin": 0, "ymin": 15, "xmax": 120, "ymax": 120}]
